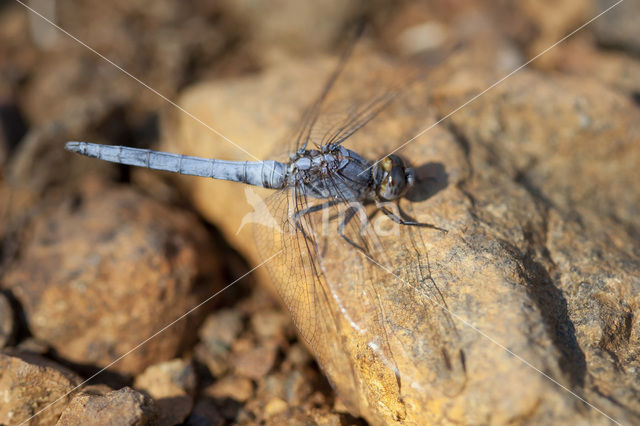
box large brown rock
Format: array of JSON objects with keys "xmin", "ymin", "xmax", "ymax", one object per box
[
  {"xmin": 56, "ymin": 386, "xmax": 157, "ymax": 426},
  {"xmin": 1, "ymin": 179, "xmax": 222, "ymax": 376},
  {"xmin": 163, "ymin": 47, "xmax": 639, "ymax": 424},
  {"xmin": 0, "ymin": 351, "xmax": 82, "ymax": 425}
]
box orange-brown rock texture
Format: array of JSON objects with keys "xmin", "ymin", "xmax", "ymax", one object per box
[
  {"xmin": 163, "ymin": 45, "xmax": 639, "ymax": 426},
  {"xmin": 2, "ymin": 180, "xmax": 222, "ymax": 376},
  {"xmin": 1, "ymin": 1, "xmax": 639, "ymax": 425},
  {"xmin": 0, "ymin": 352, "xmax": 82, "ymax": 425}
]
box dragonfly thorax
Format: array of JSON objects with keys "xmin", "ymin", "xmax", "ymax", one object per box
[{"xmin": 287, "ymin": 146, "xmax": 374, "ymax": 200}]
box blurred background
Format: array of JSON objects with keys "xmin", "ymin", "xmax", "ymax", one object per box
[{"xmin": 1, "ymin": 0, "xmax": 639, "ymax": 425}]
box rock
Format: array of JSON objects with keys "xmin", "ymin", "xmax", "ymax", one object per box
[
  {"xmin": 16, "ymin": 337, "xmax": 50, "ymax": 355},
  {"xmin": 499, "ymin": 0, "xmax": 593, "ymax": 69},
  {"xmin": 430, "ymin": 58, "xmax": 640, "ymax": 423},
  {"xmin": 263, "ymin": 397, "xmax": 288, "ymax": 418},
  {"xmin": 594, "ymin": 0, "xmax": 640, "ymax": 55},
  {"xmin": 0, "ymin": 292, "xmax": 14, "ymax": 347},
  {"xmin": 195, "ymin": 309, "xmax": 244, "ymax": 378},
  {"xmin": 283, "ymin": 343, "xmax": 313, "ymax": 368},
  {"xmin": 134, "ymin": 358, "xmax": 196, "ymax": 426},
  {"xmin": 185, "ymin": 399, "xmax": 226, "ymax": 426},
  {"xmin": 265, "ymin": 406, "xmax": 343, "ymax": 426},
  {"xmin": 57, "ymin": 386, "xmax": 157, "ymax": 426},
  {"xmin": 199, "ymin": 309, "xmax": 244, "ymax": 351},
  {"xmin": 1, "ymin": 179, "xmax": 222, "ymax": 376},
  {"xmin": 219, "ymin": 0, "xmax": 363, "ymax": 59},
  {"xmin": 0, "ymin": 351, "xmax": 82, "ymax": 425},
  {"xmin": 250, "ymin": 309, "xmax": 289, "ymax": 341},
  {"xmin": 231, "ymin": 338, "xmax": 277, "ymax": 380},
  {"xmin": 18, "ymin": 1, "xmax": 227, "ymax": 126},
  {"xmin": 193, "ymin": 342, "xmax": 229, "ymax": 379},
  {"xmin": 0, "ymin": 0, "xmax": 231, "ymax": 228},
  {"xmin": 204, "ymin": 375, "xmax": 254, "ymax": 402},
  {"xmin": 555, "ymin": 40, "xmax": 640, "ymax": 97},
  {"xmin": 3, "ymin": 97, "xmax": 121, "ymax": 221},
  {"xmin": 165, "ymin": 48, "xmax": 640, "ymax": 424}
]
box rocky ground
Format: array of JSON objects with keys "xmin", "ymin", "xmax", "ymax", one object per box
[{"xmin": 1, "ymin": 1, "xmax": 639, "ymax": 425}]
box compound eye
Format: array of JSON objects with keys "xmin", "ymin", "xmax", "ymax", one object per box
[{"xmin": 379, "ymin": 165, "xmax": 407, "ymax": 200}]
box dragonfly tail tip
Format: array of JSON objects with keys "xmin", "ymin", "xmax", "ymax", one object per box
[{"xmin": 65, "ymin": 141, "xmax": 83, "ymax": 153}]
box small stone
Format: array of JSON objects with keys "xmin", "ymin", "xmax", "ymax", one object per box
[
  {"xmin": 232, "ymin": 340, "xmax": 277, "ymax": 380},
  {"xmin": 263, "ymin": 397, "xmax": 288, "ymax": 418},
  {"xmin": 267, "ymin": 407, "xmax": 343, "ymax": 426},
  {"xmin": 0, "ymin": 351, "xmax": 82, "ymax": 425},
  {"xmin": 134, "ymin": 359, "xmax": 195, "ymax": 426},
  {"xmin": 57, "ymin": 386, "xmax": 157, "ymax": 426},
  {"xmin": 205, "ymin": 376, "xmax": 254, "ymax": 402},
  {"xmin": 282, "ymin": 370, "xmax": 313, "ymax": 406},
  {"xmin": 0, "ymin": 292, "xmax": 14, "ymax": 347},
  {"xmin": 284, "ymin": 343, "xmax": 312, "ymax": 368},
  {"xmin": 194, "ymin": 342, "xmax": 229, "ymax": 378},
  {"xmin": 250, "ymin": 309, "xmax": 288, "ymax": 341},
  {"xmin": 594, "ymin": 0, "xmax": 640, "ymax": 55},
  {"xmin": 199, "ymin": 309, "xmax": 244, "ymax": 352},
  {"xmin": 259, "ymin": 373, "xmax": 287, "ymax": 401},
  {"xmin": 15, "ymin": 337, "xmax": 50, "ymax": 355},
  {"xmin": 195, "ymin": 309, "xmax": 245, "ymax": 378}
]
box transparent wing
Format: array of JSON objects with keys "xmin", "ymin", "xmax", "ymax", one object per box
[
  {"xmin": 318, "ymin": 172, "xmax": 467, "ymax": 396},
  {"xmin": 253, "ymin": 175, "xmax": 466, "ymax": 416},
  {"xmin": 285, "ymin": 32, "xmax": 421, "ymax": 155},
  {"xmin": 252, "ymin": 186, "xmax": 362, "ymax": 409},
  {"xmin": 306, "ymin": 62, "xmax": 417, "ymax": 151},
  {"xmin": 285, "ymin": 24, "xmax": 365, "ymax": 155}
]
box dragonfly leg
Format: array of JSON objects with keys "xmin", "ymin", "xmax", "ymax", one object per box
[
  {"xmin": 292, "ymin": 199, "xmax": 342, "ymax": 245},
  {"xmin": 337, "ymin": 204, "xmax": 369, "ymax": 253},
  {"xmin": 377, "ymin": 201, "xmax": 448, "ymax": 233}
]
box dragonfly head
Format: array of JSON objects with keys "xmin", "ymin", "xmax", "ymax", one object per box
[{"xmin": 374, "ymin": 155, "xmax": 414, "ymax": 201}]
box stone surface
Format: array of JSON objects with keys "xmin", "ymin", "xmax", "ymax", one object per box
[
  {"xmin": 594, "ymin": 0, "xmax": 640, "ymax": 55},
  {"xmin": 204, "ymin": 375, "xmax": 254, "ymax": 402},
  {"xmin": 1, "ymin": 179, "xmax": 222, "ymax": 376},
  {"xmin": 134, "ymin": 358, "xmax": 196, "ymax": 426},
  {"xmin": 219, "ymin": 0, "xmax": 363, "ymax": 59},
  {"xmin": 231, "ymin": 337, "xmax": 277, "ymax": 380},
  {"xmin": 12, "ymin": 1, "xmax": 227, "ymax": 126},
  {"xmin": 57, "ymin": 386, "xmax": 157, "ymax": 426},
  {"xmin": 0, "ymin": 351, "xmax": 82, "ymax": 425},
  {"xmin": 195, "ymin": 308, "xmax": 244, "ymax": 378},
  {"xmin": 0, "ymin": 292, "xmax": 14, "ymax": 348},
  {"xmin": 555, "ymin": 39, "xmax": 640, "ymax": 98},
  {"xmin": 189, "ymin": 284, "xmax": 336, "ymax": 425},
  {"xmin": 165, "ymin": 47, "xmax": 640, "ymax": 424}
]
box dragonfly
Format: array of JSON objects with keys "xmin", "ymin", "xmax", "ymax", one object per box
[{"xmin": 65, "ymin": 34, "xmax": 466, "ymax": 418}]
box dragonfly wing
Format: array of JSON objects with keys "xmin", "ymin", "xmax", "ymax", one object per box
[
  {"xmin": 253, "ymin": 179, "xmax": 466, "ymax": 419},
  {"xmin": 317, "ymin": 189, "xmax": 468, "ymax": 405},
  {"xmin": 252, "ymin": 187, "xmax": 362, "ymax": 410}
]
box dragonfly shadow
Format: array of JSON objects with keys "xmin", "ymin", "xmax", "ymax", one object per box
[{"xmin": 405, "ymin": 162, "xmax": 448, "ymax": 203}]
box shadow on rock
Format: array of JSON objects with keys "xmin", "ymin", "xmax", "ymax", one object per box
[{"xmin": 406, "ymin": 162, "xmax": 448, "ymax": 203}]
